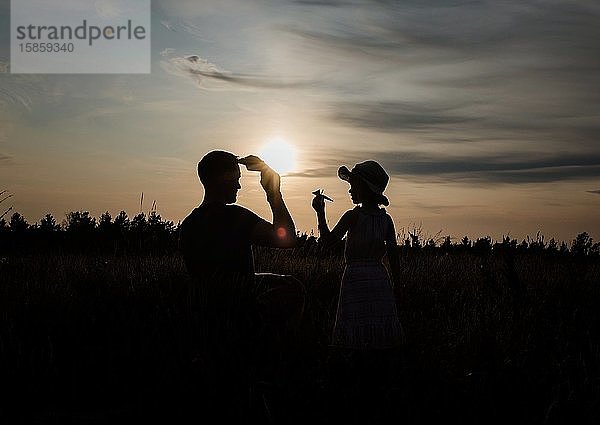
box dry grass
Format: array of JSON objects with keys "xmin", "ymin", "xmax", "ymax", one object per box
[{"xmin": 0, "ymin": 250, "xmax": 599, "ymax": 424}]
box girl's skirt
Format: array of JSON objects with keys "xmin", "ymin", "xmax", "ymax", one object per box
[{"xmin": 332, "ymin": 260, "xmax": 403, "ymax": 350}]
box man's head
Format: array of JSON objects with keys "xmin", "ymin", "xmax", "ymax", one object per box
[{"xmin": 198, "ymin": 150, "xmax": 241, "ymax": 204}]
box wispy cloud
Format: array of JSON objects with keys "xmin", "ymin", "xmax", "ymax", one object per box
[
  {"xmin": 285, "ymin": 1, "xmax": 600, "ymax": 63},
  {"xmin": 291, "ymin": 148, "xmax": 600, "ymax": 184},
  {"xmin": 286, "ymin": 167, "xmax": 336, "ymax": 178},
  {"xmin": 158, "ymin": 18, "xmax": 214, "ymax": 42},
  {"xmin": 160, "ymin": 53, "xmax": 315, "ymax": 89},
  {"xmin": 283, "ymin": 0, "xmax": 600, "ymax": 155},
  {"xmin": 326, "ymin": 99, "xmax": 600, "ymax": 152},
  {"xmin": 0, "ymin": 72, "xmax": 44, "ymax": 112},
  {"xmin": 0, "ymin": 70, "xmax": 89, "ymax": 114},
  {"xmin": 0, "ymin": 85, "xmax": 32, "ymax": 111},
  {"xmin": 160, "ymin": 20, "xmax": 176, "ymax": 32},
  {"xmin": 292, "ymin": 0, "xmax": 351, "ymax": 6},
  {"xmin": 331, "ymin": 101, "xmax": 476, "ymax": 130},
  {"xmin": 178, "ymin": 20, "xmax": 214, "ymax": 42}
]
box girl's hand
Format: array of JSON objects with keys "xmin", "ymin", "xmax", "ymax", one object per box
[{"xmin": 312, "ymin": 193, "xmax": 325, "ymax": 213}]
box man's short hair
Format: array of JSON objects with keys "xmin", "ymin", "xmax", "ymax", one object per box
[{"xmin": 197, "ymin": 150, "xmax": 239, "ymax": 184}]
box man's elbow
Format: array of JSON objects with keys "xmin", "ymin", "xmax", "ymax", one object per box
[{"xmin": 275, "ymin": 226, "xmax": 297, "ymax": 248}]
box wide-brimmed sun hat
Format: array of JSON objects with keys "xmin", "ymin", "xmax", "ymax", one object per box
[{"xmin": 338, "ymin": 160, "xmax": 390, "ymax": 206}]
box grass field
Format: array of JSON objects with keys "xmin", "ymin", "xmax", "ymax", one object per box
[{"xmin": 0, "ymin": 248, "xmax": 599, "ymax": 424}]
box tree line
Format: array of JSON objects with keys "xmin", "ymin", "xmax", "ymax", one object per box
[
  {"xmin": 0, "ymin": 210, "xmax": 177, "ymax": 255},
  {"xmin": 1, "ymin": 210, "xmax": 599, "ymax": 257}
]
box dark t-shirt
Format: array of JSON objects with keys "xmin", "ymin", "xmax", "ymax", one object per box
[{"xmin": 179, "ymin": 204, "xmax": 265, "ymax": 278}]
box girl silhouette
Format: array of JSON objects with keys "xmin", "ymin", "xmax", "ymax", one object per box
[{"xmin": 312, "ymin": 160, "xmax": 402, "ymax": 350}]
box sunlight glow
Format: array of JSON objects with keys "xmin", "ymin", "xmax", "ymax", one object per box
[{"xmin": 259, "ymin": 138, "xmax": 297, "ymax": 174}]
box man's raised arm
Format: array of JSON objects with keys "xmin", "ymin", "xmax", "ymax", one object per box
[{"xmin": 239, "ymin": 155, "xmax": 297, "ymax": 248}]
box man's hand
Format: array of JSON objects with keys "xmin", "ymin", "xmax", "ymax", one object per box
[
  {"xmin": 240, "ymin": 154, "xmax": 295, "ymax": 248},
  {"xmin": 239, "ymin": 155, "xmax": 281, "ymax": 198},
  {"xmin": 238, "ymin": 155, "xmax": 266, "ymax": 172}
]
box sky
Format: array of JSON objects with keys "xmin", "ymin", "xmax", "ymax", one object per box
[{"xmin": 1, "ymin": 0, "xmax": 599, "ymax": 242}]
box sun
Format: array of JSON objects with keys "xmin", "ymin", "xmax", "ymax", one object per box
[{"xmin": 259, "ymin": 138, "xmax": 297, "ymax": 174}]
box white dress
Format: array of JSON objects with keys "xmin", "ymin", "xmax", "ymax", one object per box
[{"xmin": 331, "ymin": 207, "xmax": 403, "ymax": 350}]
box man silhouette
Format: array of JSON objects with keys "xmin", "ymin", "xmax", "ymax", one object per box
[
  {"xmin": 179, "ymin": 150, "xmax": 304, "ymax": 421},
  {"xmin": 179, "ymin": 150, "xmax": 304, "ymax": 324}
]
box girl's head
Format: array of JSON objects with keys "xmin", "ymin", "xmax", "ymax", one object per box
[
  {"xmin": 348, "ymin": 175, "xmax": 379, "ymax": 205},
  {"xmin": 338, "ymin": 160, "xmax": 390, "ymax": 206}
]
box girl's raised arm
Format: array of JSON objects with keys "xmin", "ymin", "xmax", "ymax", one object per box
[{"xmin": 313, "ymin": 194, "xmax": 356, "ymax": 247}]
